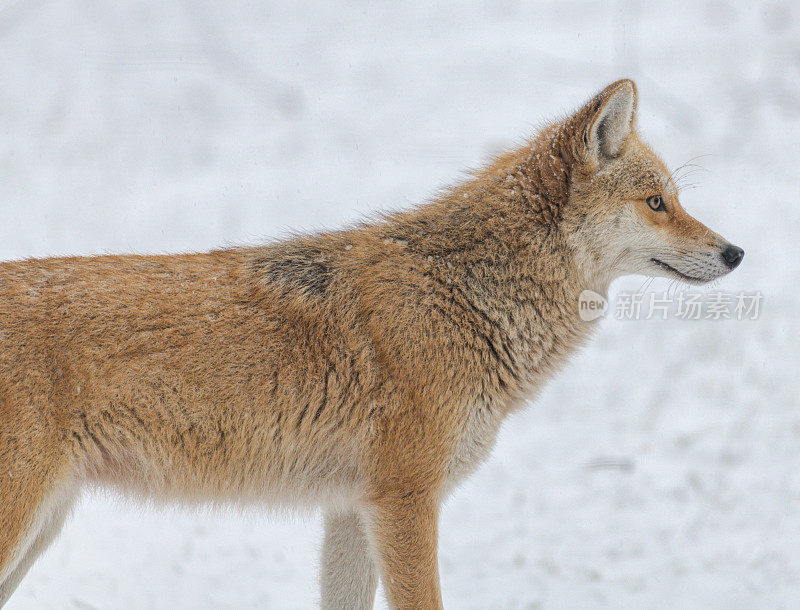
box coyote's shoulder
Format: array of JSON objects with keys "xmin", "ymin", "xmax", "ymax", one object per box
[{"xmin": 0, "ymin": 80, "xmax": 743, "ymax": 609}]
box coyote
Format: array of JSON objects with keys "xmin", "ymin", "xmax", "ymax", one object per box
[{"xmin": 0, "ymin": 79, "xmax": 742, "ymax": 608}]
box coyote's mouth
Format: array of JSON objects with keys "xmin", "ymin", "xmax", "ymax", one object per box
[{"xmin": 650, "ymin": 258, "xmax": 706, "ymax": 283}]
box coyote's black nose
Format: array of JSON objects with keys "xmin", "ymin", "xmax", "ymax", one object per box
[{"xmin": 721, "ymin": 244, "xmax": 744, "ymax": 269}]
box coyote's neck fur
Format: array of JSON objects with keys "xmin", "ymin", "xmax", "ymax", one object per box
[{"xmin": 251, "ymin": 118, "xmax": 596, "ymax": 420}]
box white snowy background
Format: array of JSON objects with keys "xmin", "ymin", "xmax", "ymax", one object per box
[{"xmin": 1, "ymin": 0, "xmax": 798, "ymax": 608}]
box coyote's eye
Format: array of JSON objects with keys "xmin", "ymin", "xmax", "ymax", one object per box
[{"xmin": 647, "ymin": 195, "xmax": 665, "ymax": 211}]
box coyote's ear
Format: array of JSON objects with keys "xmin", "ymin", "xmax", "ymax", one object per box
[{"xmin": 578, "ymin": 79, "xmax": 637, "ymax": 165}]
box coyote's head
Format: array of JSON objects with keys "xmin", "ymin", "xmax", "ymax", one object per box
[{"xmin": 560, "ymin": 79, "xmax": 743, "ymax": 287}]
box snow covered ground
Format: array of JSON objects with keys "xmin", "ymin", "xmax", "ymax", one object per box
[{"xmin": 1, "ymin": 0, "xmax": 798, "ymax": 607}]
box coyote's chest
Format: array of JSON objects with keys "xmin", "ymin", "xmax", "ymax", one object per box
[{"xmin": 445, "ymin": 399, "xmax": 505, "ymax": 491}]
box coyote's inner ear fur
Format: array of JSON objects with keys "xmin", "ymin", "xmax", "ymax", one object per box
[{"xmin": 581, "ymin": 79, "xmax": 637, "ymax": 164}]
